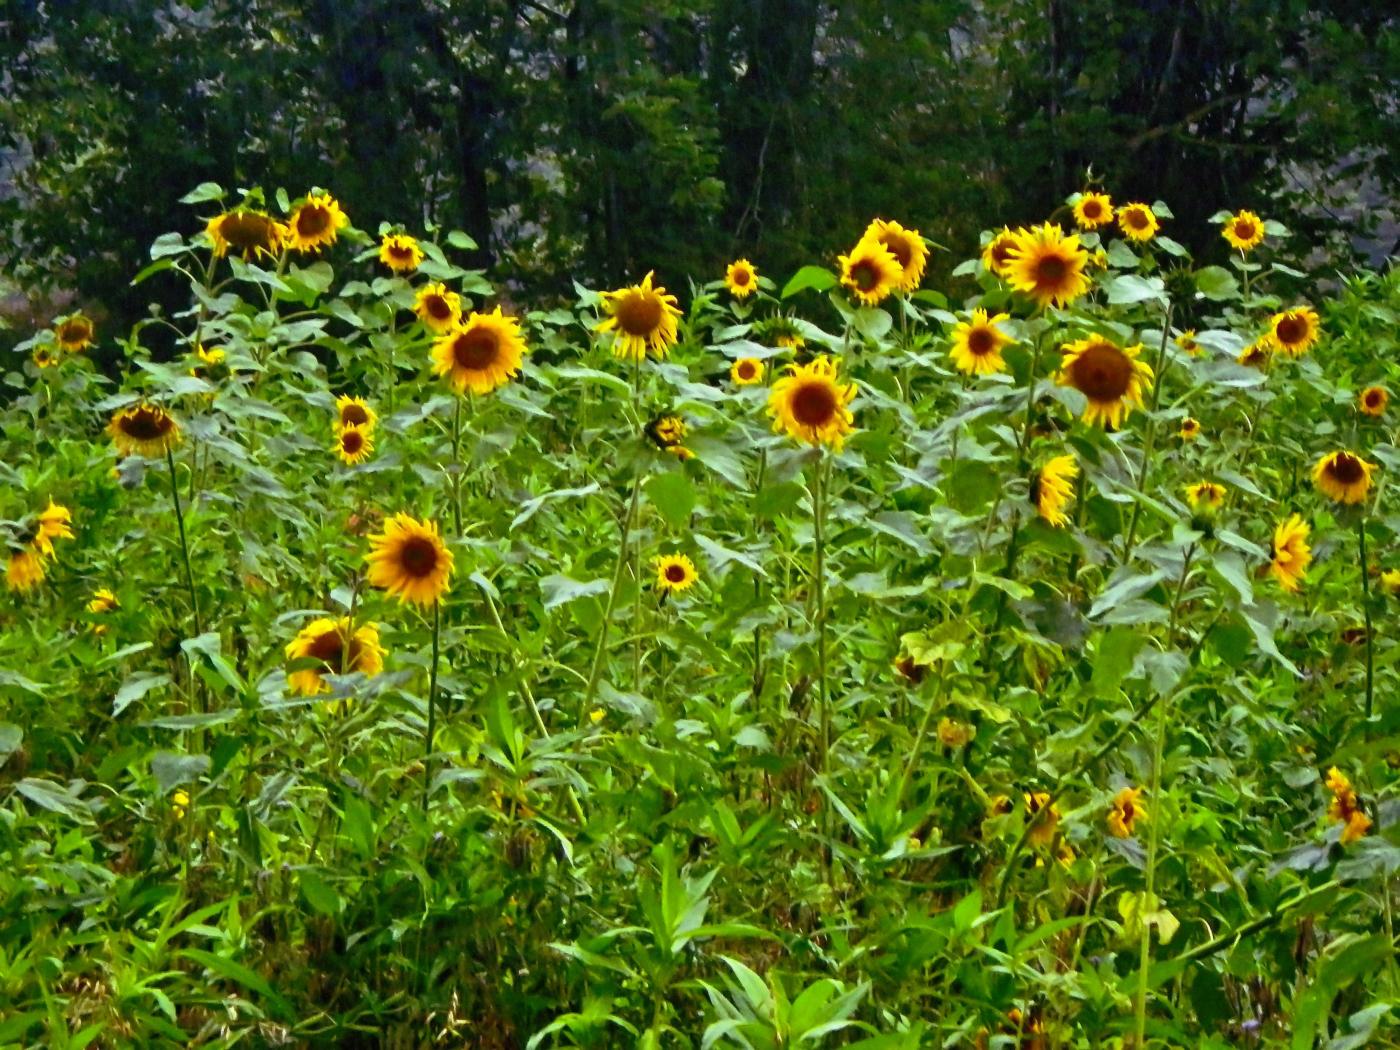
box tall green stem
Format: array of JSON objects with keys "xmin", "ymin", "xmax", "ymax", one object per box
[
  {"xmin": 812, "ymin": 455, "xmax": 830, "ymax": 781},
  {"xmin": 164, "ymin": 444, "xmax": 202, "ymax": 640},
  {"xmin": 450, "ymin": 394, "xmax": 465, "ymax": 536},
  {"xmin": 1133, "ymin": 680, "xmax": 1173, "ymax": 1046},
  {"xmin": 1358, "ymin": 517, "xmax": 1374, "ymax": 722},
  {"xmin": 582, "ymin": 476, "xmax": 641, "ymax": 715},
  {"xmin": 422, "ymin": 599, "xmax": 441, "ymax": 813},
  {"xmin": 1120, "ymin": 305, "xmax": 1175, "ymax": 562}
]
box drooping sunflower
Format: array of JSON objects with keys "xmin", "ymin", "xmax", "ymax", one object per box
[
  {"xmin": 365, "ymin": 513, "xmax": 454, "ymax": 606},
  {"xmin": 767, "ymin": 355, "xmax": 858, "ymax": 449},
  {"xmin": 285, "ymin": 617, "xmax": 386, "ymax": 697},
  {"xmin": 32, "ymin": 345, "xmax": 58, "ymax": 369},
  {"xmin": 335, "ymin": 395, "xmax": 378, "ymax": 434},
  {"xmin": 335, "ymin": 423, "xmax": 374, "ymax": 466},
  {"xmin": 1024, "ymin": 791, "xmax": 1060, "ymax": 848},
  {"xmin": 1072, "ymin": 192, "xmax": 1114, "ymax": 230},
  {"xmin": 1236, "ymin": 339, "xmax": 1271, "ymax": 369},
  {"xmin": 285, "ymin": 193, "xmax": 348, "ymax": 253},
  {"xmin": 730, "ymin": 358, "xmax": 765, "ymax": 385},
  {"xmin": 35, "ymin": 499, "xmax": 74, "ymax": 556},
  {"xmin": 1004, "ymin": 223, "xmax": 1092, "ymax": 309},
  {"xmin": 980, "ymin": 227, "xmax": 1019, "ymax": 277},
  {"xmin": 1116, "ymin": 202, "xmax": 1160, "ymax": 242},
  {"xmin": 1056, "ymin": 336, "xmax": 1153, "ymax": 429},
  {"xmin": 724, "ymin": 259, "xmax": 759, "ymax": 299},
  {"xmin": 862, "ymin": 218, "xmax": 928, "ymax": 292},
  {"xmin": 1179, "ymin": 417, "xmax": 1201, "ymax": 440},
  {"xmin": 949, "ymin": 309, "xmax": 1014, "ymax": 376},
  {"xmin": 1031, "ymin": 454, "xmax": 1077, "ymax": 527},
  {"xmin": 1312, "ymin": 450, "xmax": 1376, "ymax": 505},
  {"xmin": 1184, "ymin": 481, "xmax": 1227, "ymax": 512},
  {"xmin": 54, "ymin": 313, "xmax": 95, "ymax": 353},
  {"xmin": 1267, "ymin": 307, "xmax": 1320, "ymax": 356},
  {"xmin": 596, "ymin": 271, "xmax": 683, "ymax": 361},
  {"xmin": 653, "ymin": 554, "xmax": 699, "ymax": 596},
  {"xmin": 87, "ymin": 587, "xmax": 119, "ymax": 615},
  {"xmin": 108, "ymin": 404, "xmax": 181, "ymax": 458},
  {"xmin": 413, "ymin": 282, "xmax": 462, "ymax": 333},
  {"xmin": 1324, "ymin": 767, "xmax": 1371, "ymax": 845},
  {"xmin": 1222, "ymin": 209, "xmax": 1265, "ymax": 252},
  {"xmin": 1359, "ymin": 386, "xmax": 1388, "ymax": 417},
  {"xmin": 1107, "ymin": 786, "xmax": 1144, "ymax": 838},
  {"xmin": 378, "ymin": 233, "xmax": 424, "ymax": 274},
  {"xmin": 1174, "ymin": 329, "xmax": 1202, "ymax": 356},
  {"xmin": 5, "ymin": 549, "xmax": 46, "ymax": 593},
  {"xmin": 431, "ymin": 307, "xmax": 527, "ymax": 395},
  {"xmin": 205, "ymin": 209, "xmax": 286, "ymax": 260},
  {"xmin": 837, "ymin": 237, "xmax": 904, "ymax": 306},
  {"xmin": 645, "ymin": 414, "xmax": 688, "ymax": 451},
  {"xmin": 1269, "ymin": 515, "xmax": 1311, "ymax": 593}
]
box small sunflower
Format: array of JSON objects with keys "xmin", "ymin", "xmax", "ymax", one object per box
[
  {"xmin": 5, "ymin": 549, "xmax": 46, "ymax": 593},
  {"xmin": 1359, "ymin": 386, "xmax": 1388, "ymax": 417},
  {"xmin": 1184, "ymin": 481, "xmax": 1226, "ymax": 512},
  {"xmin": 596, "ymin": 271, "xmax": 683, "ymax": 361},
  {"xmin": 285, "ymin": 193, "xmax": 348, "ymax": 253},
  {"xmin": 937, "ymin": 717, "xmax": 975, "ymax": 748},
  {"xmin": 335, "ymin": 423, "xmax": 374, "ymax": 465},
  {"xmin": 1312, "ymin": 451, "xmax": 1376, "ymax": 505},
  {"xmin": 413, "ymin": 282, "xmax": 462, "ymax": 333},
  {"xmin": 285, "ymin": 617, "xmax": 386, "ymax": 697},
  {"xmin": 862, "ymin": 218, "xmax": 928, "ymax": 292},
  {"xmin": 837, "ymin": 237, "xmax": 904, "ymax": 306},
  {"xmin": 1024, "ymin": 791, "xmax": 1060, "ymax": 848},
  {"xmin": 724, "ymin": 259, "xmax": 759, "ymax": 299},
  {"xmin": 1174, "ymin": 329, "xmax": 1202, "ymax": 356},
  {"xmin": 1004, "ymin": 223, "xmax": 1092, "ymax": 309},
  {"xmin": 1380, "ymin": 569, "xmax": 1400, "ymax": 596},
  {"xmin": 1237, "ymin": 339, "xmax": 1271, "ymax": 369},
  {"xmin": 54, "ymin": 313, "xmax": 95, "ymax": 353},
  {"xmin": 645, "ymin": 415, "xmax": 688, "ymax": 451},
  {"xmin": 365, "ymin": 513, "xmax": 454, "ymax": 606},
  {"xmin": 1057, "ymin": 336, "xmax": 1153, "ymax": 429},
  {"xmin": 1269, "ymin": 515, "xmax": 1311, "ymax": 593},
  {"xmin": 193, "ymin": 345, "xmax": 226, "ymax": 370},
  {"xmin": 87, "ymin": 587, "xmax": 119, "ymax": 615},
  {"xmin": 32, "ymin": 345, "xmax": 58, "ymax": 369},
  {"xmin": 205, "ymin": 209, "xmax": 286, "ymax": 260},
  {"xmin": 1179, "ymin": 417, "xmax": 1201, "ymax": 440},
  {"xmin": 767, "ymin": 355, "xmax": 857, "ymax": 449},
  {"xmin": 1107, "ymin": 786, "xmax": 1144, "ymax": 838},
  {"xmin": 1324, "ymin": 767, "xmax": 1371, "ymax": 845},
  {"xmin": 948, "ymin": 309, "xmax": 1014, "ymax": 376},
  {"xmin": 1072, "ymin": 192, "xmax": 1114, "ymax": 230},
  {"xmin": 35, "ymin": 499, "xmax": 74, "ymax": 556},
  {"xmin": 431, "ymin": 307, "xmax": 527, "ymax": 395},
  {"xmin": 653, "ymin": 554, "xmax": 699, "ymax": 595},
  {"xmin": 108, "ymin": 404, "xmax": 181, "ymax": 458},
  {"xmin": 980, "ymin": 227, "xmax": 1018, "ymax": 277},
  {"xmin": 1267, "ymin": 307, "xmax": 1320, "ymax": 357},
  {"xmin": 1117, "ymin": 202, "xmax": 1160, "ymax": 242},
  {"xmin": 730, "ymin": 358, "xmax": 765, "ymax": 385},
  {"xmin": 335, "ymin": 395, "xmax": 378, "ymax": 434},
  {"xmin": 379, "ymin": 233, "xmax": 424, "ymax": 274},
  {"xmin": 1031, "ymin": 454, "xmax": 1077, "ymax": 527},
  {"xmin": 1222, "ymin": 209, "xmax": 1265, "ymax": 252}
]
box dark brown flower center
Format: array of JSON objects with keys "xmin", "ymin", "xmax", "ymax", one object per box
[
  {"xmin": 425, "ymin": 295, "xmax": 453, "ymax": 320},
  {"xmin": 1034, "ymin": 253, "xmax": 1068, "ymax": 285},
  {"xmin": 967, "ymin": 327, "xmax": 996, "ymax": 356},
  {"xmin": 1126, "ymin": 209, "xmax": 1149, "ymax": 229},
  {"xmin": 880, "ymin": 234, "xmax": 912, "ymax": 268},
  {"xmin": 665, "ymin": 564, "xmax": 687, "ymax": 583},
  {"xmin": 790, "ymin": 380, "xmax": 838, "ymax": 426},
  {"xmin": 732, "ymin": 267, "xmax": 751, "ymax": 286},
  {"xmin": 453, "ymin": 327, "xmax": 500, "ymax": 370},
  {"xmin": 296, "ymin": 205, "xmax": 331, "ymax": 238},
  {"xmin": 1068, "ymin": 342, "xmax": 1133, "ymax": 401},
  {"xmin": 388, "ymin": 243, "xmax": 415, "ymax": 261},
  {"xmin": 1275, "ymin": 315, "xmax": 1306, "ymax": 345},
  {"xmin": 399, "ymin": 536, "xmax": 440, "ymax": 578},
  {"xmin": 1233, "ymin": 219, "xmax": 1256, "ymax": 240},
  {"xmin": 120, "ymin": 407, "xmax": 172, "ymax": 440},
  {"xmin": 1365, "ymin": 390, "xmax": 1383, "ymax": 407},
  {"xmin": 1121, "ymin": 799, "xmax": 1135, "ymax": 821},
  {"xmin": 615, "ymin": 291, "xmax": 664, "ymax": 336},
  {"xmin": 850, "ymin": 260, "xmax": 880, "ymax": 292},
  {"xmin": 990, "ymin": 240, "xmax": 1014, "ymax": 268},
  {"xmin": 1328, "ymin": 453, "xmax": 1363, "ymax": 484},
  {"xmin": 1082, "ymin": 200, "xmax": 1103, "ymax": 218},
  {"xmin": 737, "ymin": 361, "xmax": 756, "ymax": 379},
  {"xmin": 220, "ymin": 212, "xmax": 276, "ymax": 253},
  {"xmin": 58, "ymin": 318, "xmax": 92, "ymax": 343},
  {"xmin": 342, "ymin": 430, "xmax": 364, "ymax": 454},
  {"xmin": 340, "ymin": 403, "xmax": 369, "ymax": 427}
]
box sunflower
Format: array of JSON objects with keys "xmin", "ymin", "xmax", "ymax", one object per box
[
  {"xmin": 1024, "ymin": 792, "xmax": 1060, "ymax": 848},
  {"xmin": 87, "ymin": 587, "xmax": 119, "ymax": 615},
  {"xmin": 645, "ymin": 415, "xmax": 688, "ymax": 451},
  {"xmin": 862, "ymin": 218, "xmax": 928, "ymax": 292},
  {"xmin": 653, "ymin": 554, "xmax": 699, "ymax": 595},
  {"xmin": 365, "ymin": 513, "xmax": 454, "ymax": 606},
  {"xmin": 378, "ymin": 233, "xmax": 424, "ymax": 274},
  {"xmin": 431, "ymin": 307, "xmax": 527, "ymax": 395},
  {"xmin": 205, "ymin": 210, "xmax": 286, "ymax": 260},
  {"xmin": 335, "ymin": 395, "xmax": 378, "ymax": 434},
  {"xmin": 1174, "ymin": 329, "xmax": 1202, "ymax": 356},
  {"xmin": 108, "ymin": 404, "xmax": 181, "ymax": 458},
  {"xmin": 32, "ymin": 345, "xmax": 58, "ymax": 369},
  {"xmin": 1072, "ymin": 192, "xmax": 1114, "ymax": 230},
  {"xmin": 1380, "ymin": 569, "xmax": 1400, "ymax": 596},
  {"xmin": 1222, "ymin": 209, "xmax": 1265, "ymax": 252},
  {"xmin": 837, "ymin": 237, "xmax": 903, "ymax": 306},
  {"xmin": 334, "ymin": 423, "xmax": 374, "ymax": 466},
  {"xmin": 1312, "ymin": 451, "xmax": 1376, "ymax": 505},
  {"xmin": 1031, "ymin": 454, "xmax": 1077, "ymax": 527},
  {"xmin": 767, "ymin": 355, "xmax": 857, "ymax": 449},
  {"xmin": 1359, "ymin": 386, "xmax": 1388, "ymax": 417},
  {"xmin": 1107, "ymin": 786, "xmax": 1144, "ymax": 838},
  {"xmin": 54, "ymin": 313, "xmax": 94, "ymax": 353},
  {"xmin": 285, "ymin": 617, "xmax": 386, "ymax": 697},
  {"xmin": 5, "ymin": 549, "xmax": 46, "ymax": 593},
  {"xmin": 757, "ymin": 316, "xmax": 805, "ymax": 350},
  {"xmin": 980, "ymin": 227, "xmax": 1018, "ymax": 277},
  {"xmin": 1117, "ymin": 202, "xmax": 1160, "ymax": 242},
  {"xmin": 413, "ymin": 282, "xmax": 462, "ymax": 333},
  {"xmin": 285, "ymin": 193, "xmax": 348, "ymax": 253},
  {"xmin": 1056, "ymin": 336, "xmax": 1153, "ymax": 429},
  {"xmin": 1267, "ymin": 307, "xmax": 1320, "ymax": 356},
  {"xmin": 730, "ymin": 358, "xmax": 765, "ymax": 385},
  {"xmin": 1236, "ymin": 339, "xmax": 1271, "ymax": 369},
  {"xmin": 596, "ymin": 271, "xmax": 683, "ymax": 361},
  {"xmin": 193, "ymin": 345, "xmax": 225, "ymax": 370},
  {"xmin": 1184, "ymin": 481, "xmax": 1226, "ymax": 512},
  {"xmin": 35, "ymin": 499, "xmax": 74, "ymax": 556},
  {"xmin": 1324, "ymin": 767, "xmax": 1371, "ymax": 845},
  {"xmin": 1269, "ymin": 515, "xmax": 1311, "ymax": 593},
  {"xmin": 724, "ymin": 259, "xmax": 759, "ymax": 299},
  {"xmin": 1004, "ymin": 223, "xmax": 1092, "ymax": 309},
  {"xmin": 949, "ymin": 309, "xmax": 1014, "ymax": 375},
  {"xmin": 1179, "ymin": 417, "xmax": 1201, "ymax": 440},
  {"xmin": 937, "ymin": 717, "xmax": 975, "ymax": 748}
]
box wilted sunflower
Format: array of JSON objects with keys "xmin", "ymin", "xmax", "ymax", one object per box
[
  {"xmin": 1267, "ymin": 306, "xmax": 1320, "ymax": 356},
  {"xmin": 5, "ymin": 549, "xmax": 46, "ymax": 593},
  {"xmin": 1116, "ymin": 202, "xmax": 1160, "ymax": 242},
  {"xmin": 1031, "ymin": 454, "xmax": 1077, "ymax": 527},
  {"xmin": 431, "ymin": 307, "xmax": 527, "ymax": 395},
  {"xmin": 1024, "ymin": 792, "xmax": 1060, "ymax": 848},
  {"xmin": 35, "ymin": 499, "xmax": 74, "ymax": 556},
  {"xmin": 286, "ymin": 192, "xmax": 348, "ymax": 253},
  {"xmin": 1004, "ymin": 223, "xmax": 1091, "ymax": 309},
  {"xmin": 1359, "ymin": 386, "xmax": 1388, "ymax": 417},
  {"xmin": 862, "ymin": 218, "xmax": 927, "ymax": 292},
  {"xmin": 334, "ymin": 423, "xmax": 374, "ymax": 466},
  {"xmin": 32, "ymin": 345, "xmax": 58, "ymax": 369},
  {"xmin": 1107, "ymin": 786, "xmax": 1144, "ymax": 838},
  {"xmin": 1072, "ymin": 192, "xmax": 1114, "ymax": 230},
  {"xmin": 767, "ymin": 355, "xmax": 857, "ymax": 449},
  {"xmin": 724, "ymin": 259, "xmax": 759, "ymax": 299},
  {"xmin": 335, "ymin": 395, "xmax": 378, "ymax": 434},
  {"xmin": 285, "ymin": 617, "xmax": 386, "ymax": 697},
  {"xmin": 1312, "ymin": 450, "xmax": 1376, "ymax": 505},
  {"xmin": 1222, "ymin": 209, "xmax": 1265, "ymax": 252},
  {"xmin": 1179, "ymin": 417, "xmax": 1201, "ymax": 440},
  {"xmin": 365, "ymin": 513, "xmax": 454, "ymax": 606},
  {"xmin": 596, "ymin": 271, "xmax": 683, "ymax": 361},
  {"xmin": 1236, "ymin": 339, "xmax": 1271, "ymax": 369},
  {"xmin": 108, "ymin": 404, "xmax": 181, "ymax": 458},
  {"xmin": 379, "ymin": 233, "xmax": 424, "ymax": 274},
  {"xmin": 730, "ymin": 358, "xmax": 765, "ymax": 385},
  {"xmin": 837, "ymin": 237, "xmax": 903, "ymax": 306},
  {"xmin": 1324, "ymin": 767, "xmax": 1371, "ymax": 845},
  {"xmin": 949, "ymin": 309, "xmax": 1013, "ymax": 376},
  {"xmin": 205, "ymin": 209, "xmax": 285, "ymax": 260},
  {"xmin": 653, "ymin": 554, "xmax": 698, "ymax": 595},
  {"xmin": 981, "ymin": 227, "xmax": 1019, "ymax": 277},
  {"xmin": 414, "ymin": 282, "xmax": 462, "ymax": 333},
  {"xmin": 1269, "ymin": 515, "xmax": 1311, "ymax": 592},
  {"xmin": 55, "ymin": 313, "xmax": 95, "ymax": 353},
  {"xmin": 1174, "ymin": 329, "xmax": 1201, "ymax": 356},
  {"xmin": 1057, "ymin": 336, "xmax": 1153, "ymax": 429},
  {"xmin": 1184, "ymin": 481, "xmax": 1227, "ymax": 512}
]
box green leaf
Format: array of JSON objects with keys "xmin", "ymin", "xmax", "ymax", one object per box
[
  {"xmin": 179, "ymin": 948, "xmax": 293, "ymax": 1019},
  {"xmin": 114, "ymin": 672, "xmax": 171, "ymax": 716},
  {"xmin": 1103, "ymin": 274, "xmax": 1168, "ymax": 305},
  {"xmin": 151, "ymin": 751, "xmax": 211, "ymax": 792},
  {"xmin": 1092, "ymin": 627, "xmax": 1147, "ymax": 697},
  {"xmin": 781, "ymin": 265, "xmax": 838, "ymax": 298},
  {"xmin": 1195, "ymin": 266, "xmax": 1240, "ymax": 301},
  {"xmin": 540, "ymin": 574, "xmax": 609, "ymax": 610},
  {"xmin": 179, "ymin": 182, "xmax": 225, "ymax": 204},
  {"xmin": 300, "ymin": 870, "xmax": 342, "ymax": 916},
  {"xmin": 14, "ymin": 778, "xmax": 92, "ymax": 822},
  {"xmin": 646, "ymin": 471, "xmax": 697, "ymax": 530}
]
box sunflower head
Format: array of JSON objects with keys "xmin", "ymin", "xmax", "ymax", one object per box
[
  {"xmin": 1004, "ymin": 223, "xmax": 1092, "ymax": 309},
  {"xmin": 1030, "ymin": 454, "xmax": 1077, "ymax": 527},
  {"xmin": 1267, "ymin": 307, "xmax": 1320, "ymax": 356},
  {"xmin": 1221, "ymin": 209, "xmax": 1265, "ymax": 252},
  {"xmin": 937, "ymin": 717, "xmax": 975, "ymax": 749},
  {"xmin": 431, "ymin": 307, "xmax": 527, "ymax": 395},
  {"xmin": 1024, "ymin": 791, "xmax": 1060, "ymax": 848},
  {"xmin": 1174, "ymin": 329, "xmax": 1202, "ymax": 356},
  {"xmin": 767, "ymin": 355, "xmax": 858, "ymax": 449},
  {"xmin": 1107, "ymin": 786, "xmax": 1144, "ymax": 838},
  {"xmin": 5, "ymin": 549, "xmax": 46, "ymax": 593},
  {"xmin": 54, "ymin": 313, "xmax": 95, "ymax": 353},
  {"xmin": 87, "ymin": 587, "xmax": 119, "ymax": 615},
  {"xmin": 1312, "ymin": 450, "xmax": 1376, "ymax": 505},
  {"xmin": 108, "ymin": 404, "xmax": 181, "ymax": 458},
  {"xmin": 1359, "ymin": 386, "xmax": 1388, "ymax": 417},
  {"xmin": 286, "ymin": 193, "xmax": 348, "ymax": 253},
  {"xmin": 365, "ymin": 513, "xmax": 454, "ymax": 606},
  {"xmin": 653, "ymin": 554, "xmax": 698, "ymax": 595},
  {"xmin": 949, "ymin": 308, "xmax": 1013, "ymax": 376},
  {"xmin": 414, "ymin": 283, "xmax": 462, "ymax": 333},
  {"xmin": 1072, "ymin": 192, "xmax": 1114, "ymax": 230},
  {"xmin": 645, "ymin": 414, "xmax": 688, "ymax": 451},
  {"xmin": 1056, "ymin": 336, "xmax": 1153, "ymax": 429},
  {"xmin": 730, "ymin": 357, "xmax": 765, "ymax": 385},
  {"xmin": 335, "ymin": 395, "xmax": 378, "ymax": 433},
  {"xmin": 32, "ymin": 345, "xmax": 58, "ymax": 369},
  {"xmin": 596, "ymin": 271, "xmax": 683, "ymax": 362},
  {"xmin": 837, "ymin": 237, "xmax": 904, "ymax": 306},
  {"xmin": 285, "ymin": 617, "xmax": 385, "ymax": 698},
  {"xmin": 205, "ymin": 210, "xmax": 286, "ymax": 260},
  {"xmin": 1117, "ymin": 203, "xmax": 1160, "ymax": 242},
  {"xmin": 1269, "ymin": 514, "xmax": 1311, "ymax": 593},
  {"xmin": 1236, "ymin": 339, "xmax": 1271, "ymax": 369},
  {"xmin": 379, "ymin": 233, "xmax": 424, "ymax": 274},
  {"xmin": 335, "ymin": 423, "xmax": 374, "ymax": 465},
  {"xmin": 1179, "ymin": 417, "xmax": 1201, "ymax": 440},
  {"xmin": 724, "ymin": 259, "xmax": 759, "ymax": 299},
  {"xmin": 981, "ymin": 227, "xmax": 1019, "ymax": 277},
  {"xmin": 863, "ymin": 218, "xmax": 928, "ymax": 292},
  {"xmin": 34, "ymin": 499, "xmax": 74, "ymax": 556},
  {"xmin": 1184, "ymin": 481, "xmax": 1227, "ymax": 512},
  {"xmin": 192, "ymin": 344, "xmax": 226, "ymax": 372}
]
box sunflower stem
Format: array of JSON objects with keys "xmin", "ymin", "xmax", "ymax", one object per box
[
  {"xmin": 582, "ymin": 473, "xmax": 641, "ymax": 717},
  {"xmin": 1120, "ymin": 305, "xmax": 1174, "ymax": 563},
  {"xmin": 450, "ymin": 394, "xmax": 465, "ymax": 536},
  {"xmin": 1358, "ymin": 517, "xmax": 1375, "ymax": 723},
  {"xmin": 893, "ymin": 661, "xmax": 948, "ymax": 811},
  {"xmin": 422, "ymin": 598, "xmax": 441, "ymax": 814},
  {"xmin": 1133, "ymin": 672, "xmax": 1174, "ymax": 1047},
  {"xmin": 164, "ymin": 444, "xmax": 203, "ymax": 644}
]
